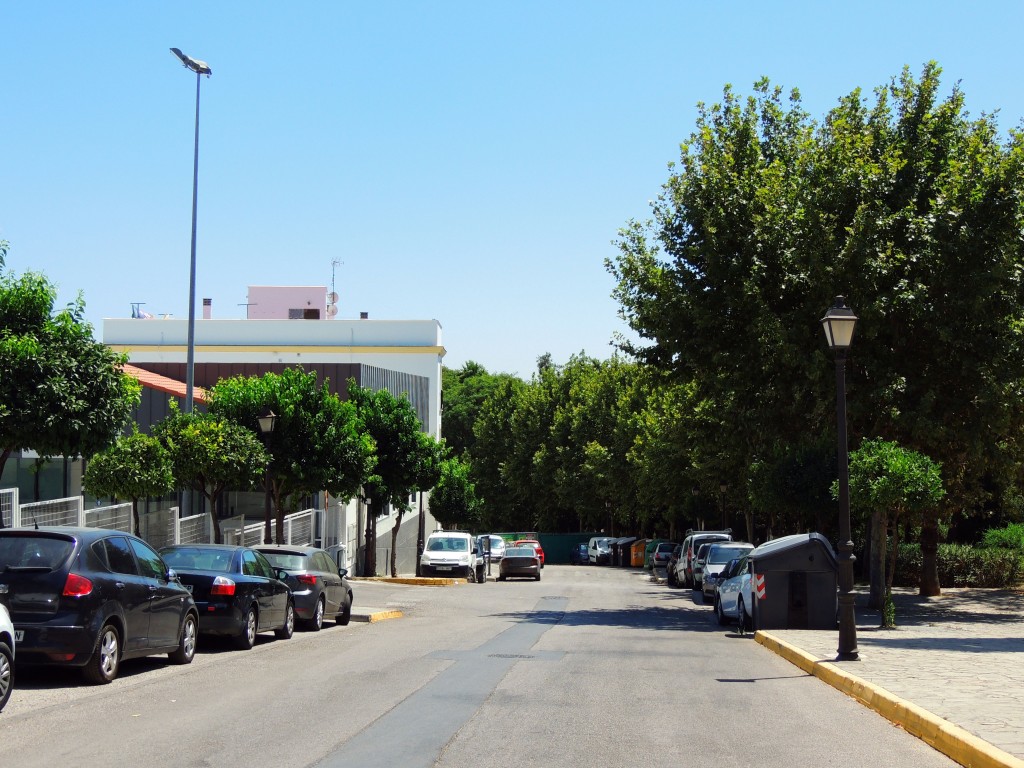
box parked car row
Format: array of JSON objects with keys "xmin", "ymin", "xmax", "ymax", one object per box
[{"xmin": 0, "ymin": 527, "xmax": 354, "ymax": 712}]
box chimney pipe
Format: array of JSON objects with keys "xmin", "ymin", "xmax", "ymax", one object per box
[
  {"xmin": 360, "ymin": 311, "xmax": 369, "ymax": 319},
  {"xmin": 202, "ymin": 298, "xmax": 212, "ymax": 320}
]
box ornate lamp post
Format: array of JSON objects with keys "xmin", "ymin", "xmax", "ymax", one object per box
[
  {"xmin": 258, "ymin": 408, "xmax": 277, "ymax": 544},
  {"xmin": 821, "ymin": 296, "xmax": 859, "ymax": 661}
]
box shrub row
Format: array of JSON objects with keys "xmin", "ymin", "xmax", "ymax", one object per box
[{"xmin": 891, "ymin": 543, "xmax": 1023, "ymax": 588}]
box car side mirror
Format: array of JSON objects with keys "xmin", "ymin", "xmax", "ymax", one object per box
[
  {"xmin": 276, "ymin": 568, "xmax": 289, "ymax": 581},
  {"xmin": 167, "ymin": 568, "xmax": 179, "ymax": 582},
  {"xmin": 338, "ymin": 568, "xmax": 349, "ymax": 578}
]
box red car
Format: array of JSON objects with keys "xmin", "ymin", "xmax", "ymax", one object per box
[{"xmin": 513, "ymin": 539, "xmax": 545, "ymax": 568}]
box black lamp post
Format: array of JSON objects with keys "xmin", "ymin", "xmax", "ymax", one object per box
[
  {"xmin": 821, "ymin": 296, "xmax": 859, "ymax": 661},
  {"xmin": 258, "ymin": 408, "xmax": 277, "ymax": 544},
  {"xmin": 719, "ymin": 481, "xmax": 728, "ymax": 530}
]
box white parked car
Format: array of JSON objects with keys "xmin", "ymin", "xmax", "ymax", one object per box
[
  {"xmin": 420, "ymin": 531, "xmax": 484, "ymax": 582},
  {"xmin": 701, "ymin": 542, "xmax": 755, "ymax": 601},
  {"xmin": 0, "ymin": 588, "xmax": 14, "ymax": 713},
  {"xmin": 715, "ymin": 554, "xmax": 754, "ymax": 631},
  {"xmin": 588, "ymin": 536, "xmax": 614, "ymax": 565}
]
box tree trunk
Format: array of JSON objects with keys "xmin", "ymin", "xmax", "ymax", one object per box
[
  {"xmin": 363, "ymin": 500, "xmax": 377, "ymax": 577},
  {"xmin": 390, "ymin": 510, "xmax": 404, "ymax": 577},
  {"xmin": 132, "ymin": 498, "xmax": 140, "ymax": 538},
  {"xmin": 919, "ymin": 513, "xmax": 941, "ymax": 597},
  {"xmin": 868, "ymin": 508, "xmax": 887, "ymax": 609},
  {"xmin": 885, "ymin": 514, "xmax": 901, "ymax": 592},
  {"xmin": 744, "ymin": 510, "xmax": 754, "ymax": 544}
]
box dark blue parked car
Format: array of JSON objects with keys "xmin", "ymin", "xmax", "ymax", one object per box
[{"xmin": 569, "ymin": 542, "xmax": 589, "ymax": 565}]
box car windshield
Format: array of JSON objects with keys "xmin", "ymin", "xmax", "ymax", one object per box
[
  {"xmin": 696, "ymin": 544, "xmax": 712, "ymax": 559},
  {"xmin": 260, "ymin": 552, "xmax": 308, "ymax": 570},
  {"xmin": 708, "ymin": 546, "xmax": 751, "ymax": 564},
  {"xmin": 161, "ymin": 547, "xmax": 234, "ymax": 571},
  {"xmin": 427, "ymin": 537, "xmax": 468, "ymax": 552},
  {"xmin": 656, "ymin": 543, "xmax": 673, "ymax": 553}
]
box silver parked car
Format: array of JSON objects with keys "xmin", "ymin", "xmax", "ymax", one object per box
[
  {"xmin": 701, "ymin": 542, "xmax": 754, "ymax": 602},
  {"xmin": 255, "ymin": 546, "xmax": 353, "ymax": 630},
  {"xmin": 715, "ymin": 555, "xmax": 754, "ymax": 631}
]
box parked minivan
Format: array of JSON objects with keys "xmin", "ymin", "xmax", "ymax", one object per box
[
  {"xmin": 674, "ymin": 530, "xmax": 732, "ymax": 589},
  {"xmin": 588, "ymin": 536, "xmax": 614, "ymax": 565}
]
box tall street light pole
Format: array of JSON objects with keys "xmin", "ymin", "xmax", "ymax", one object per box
[
  {"xmin": 821, "ymin": 296, "xmax": 859, "ymax": 661},
  {"xmin": 258, "ymin": 409, "xmax": 278, "ymax": 545},
  {"xmin": 170, "ymin": 48, "xmax": 211, "ymax": 414}
]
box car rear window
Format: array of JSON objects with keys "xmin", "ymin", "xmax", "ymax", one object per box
[
  {"xmin": 261, "ymin": 552, "xmax": 308, "ymax": 570},
  {"xmin": 162, "ymin": 547, "xmax": 234, "ymax": 571},
  {"xmin": 0, "ymin": 535, "xmax": 74, "ymax": 571}
]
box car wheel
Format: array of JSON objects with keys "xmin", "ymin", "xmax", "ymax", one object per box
[
  {"xmin": 169, "ymin": 613, "xmax": 198, "ymax": 664},
  {"xmin": 497, "ymin": 575, "xmax": 506, "ymax": 581},
  {"xmin": 0, "ymin": 641, "xmax": 13, "ymax": 712},
  {"xmin": 715, "ymin": 598, "xmax": 729, "ymax": 626},
  {"xmin": 535, "ymin": 573, "xmax": 541, "ymax": 581},
  {"xmin": 83, "ymin": 624, "xmax": 120, "ymax": 684},
  {"xmin": 275, "ymin": 601, "xmax": 295, "ymax": 639},
  {"xmin": 337, "ymin": 596, "xmax": 352, "ymax": 626},
  {"xmin": 738, "ymin": 597, "xmax": 751, "ymax": 632},
  {"xmin": 234, "ymin": 606, "xmax": 258, "ymax": 650},
  {"xmin": 307, "ymin": 596, "xmax": 325, "ymax": 632}
]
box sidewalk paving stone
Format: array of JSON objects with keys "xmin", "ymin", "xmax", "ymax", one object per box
[{"xmin": 758, "ymin": 586, "xmax": 1024, "ymax": 768}]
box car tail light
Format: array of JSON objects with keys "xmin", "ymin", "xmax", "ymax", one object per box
[
  {"xmin": 210, "ymin": 576, "xmax": 236, "ymax": 596},
  {"xmin": 297, "ymin": 574, "xmax": 317, "ymax": 586},
  {"xmin": 63, "ymin": 573, "xmax": 93, "ymax": 597}
]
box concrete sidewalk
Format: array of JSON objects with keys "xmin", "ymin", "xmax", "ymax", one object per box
[{"xmin": 757, "ymin": 586, "xmax": 1024, "ymax": 768}]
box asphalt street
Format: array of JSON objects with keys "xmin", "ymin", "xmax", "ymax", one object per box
[{"xmin": 0, "ymin": 566, "xmax": 958, "ymax": 768}]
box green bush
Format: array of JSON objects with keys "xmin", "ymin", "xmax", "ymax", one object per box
[
  {"xmin": 981, "ymin": 523, "xmax": 1024, "ymax": 553},
  {"xmin": 891, "ymin": 543, "xmax": 1023, "ymax": 588}
]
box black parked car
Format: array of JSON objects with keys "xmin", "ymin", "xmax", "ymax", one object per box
[
  {"xmin": 159, "ymin": 544, "xmax": 294, "ymax": 649},
  {"xmin": 0, "ymin": 527, "xmax": 198, "ymax": 684},
  {"xmin": 255, "ymin": 545, "xmax": 353, "ymax": 630},
  {"xmin": 569, "ymin": 542, "xmax": 589, "ymax": 565}
]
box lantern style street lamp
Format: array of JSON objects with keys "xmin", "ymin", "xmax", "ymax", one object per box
[
  {"xmin": 259, "ymin": 408, "xmax": 277, "ymax": 544},
  {"xmin": 821, "ymin": 296, "xmax": 859, "ymax": 661}
]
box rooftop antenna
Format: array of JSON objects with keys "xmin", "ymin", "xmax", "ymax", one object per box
[
  {"xmin": 238, "ymin": 302, "xmax": 256, "ymax": 320},
  {"xmin": 327, "ymin": 259, "xmax": 343, "ymax": 319}
]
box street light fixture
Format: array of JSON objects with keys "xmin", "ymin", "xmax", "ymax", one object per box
[
  {"xmin": 821, "ymin": 296, "xmax": 859, "ymax": 661},
  {"xmin": 258, "ymin": 408, "xmax": 277, "ymax": 544},
  {"xmin": 169, "ymin": 48, "xmax": 211, "ymax": 415}
]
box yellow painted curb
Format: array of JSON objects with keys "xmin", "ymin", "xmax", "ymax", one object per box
[
  {"xmin": 352, "ymin": 609, "xmax": 404, "ymax": 623},
  {"xmin": 350, "ymin": 577, "xmax": 466, "ymax": 587},
  {"xmin": 756, "ymin": 631, "xmax": 1024, "ymax": 768}
]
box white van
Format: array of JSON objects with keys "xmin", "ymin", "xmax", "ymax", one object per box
[
  {"xmin": 588, "ymin": 536, "xmax": 614, "ymax": 565},
  {"xmin": 420, "ymin": 531, "xmax": 483, "ymax": 581}
]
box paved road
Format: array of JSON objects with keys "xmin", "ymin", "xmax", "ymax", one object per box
[{"xmin": 0, "ymin": 566, "xmax": 957, "ymax": 768}]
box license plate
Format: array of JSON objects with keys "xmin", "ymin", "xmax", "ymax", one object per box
[
  {"xmin": 14, "ymin": 630, "xmax": 23, "ymax": 642},
  {"xmin": 436, "ymin": 566, "xmax": 452, "ymax": 571}
]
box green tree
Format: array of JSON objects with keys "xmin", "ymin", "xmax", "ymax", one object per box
[
  {"xmin": 348, "ymin": 382, "xmax": 437, "ymax": 577},
  {"xmin": 0, "ymin": 249, "xmax": 140, "ymax": 505},
  {"xmin": 83, "ymin": 430, "xmax": 174, "ymax": 535},
  {"xmin": 441, "ymin": 361, "xmax": 517, "ymax": 459},
  {"xmin": 153, "ymin": 407, "xmax": 269, "ymax": 543},
  {"xmin": 608, "ymin": 63, "xmax": 1024, "ymax": 575},
  {"xmin": 842, "ymin": 438, "xmax": 945, "ymax": 608},
  {"xmin": 209, "ymin": 368, "xmax": 375, "ymax": 543},
  {"xmin": 430, "ymin": 456, "xmax": 481, "ymax": 530}
]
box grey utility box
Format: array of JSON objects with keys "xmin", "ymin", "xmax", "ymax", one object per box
[{"xmin": 748, "ymin": 533, "xmax": 838, "ymax": 630}]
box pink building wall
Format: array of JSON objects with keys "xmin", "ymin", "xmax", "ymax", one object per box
[{"xmin": 246, "ymin": 286, "xmax": 328, "ymax": 320}]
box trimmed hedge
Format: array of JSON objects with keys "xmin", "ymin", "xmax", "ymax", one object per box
[{"xmin": 891, "ymin": 543, "xmax": 1023, "ymax": 588}]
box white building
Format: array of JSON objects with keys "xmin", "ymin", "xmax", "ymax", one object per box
[{"xmin": 103, "ymin": 287, "xmax": 445, "ymax": 574}]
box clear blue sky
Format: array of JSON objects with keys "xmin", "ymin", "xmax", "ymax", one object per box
[{"xmin": 2, "ymin": 2, "xmax": 1022, "ymax": 378}]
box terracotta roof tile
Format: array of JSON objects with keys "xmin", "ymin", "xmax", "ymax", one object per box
[{"xmin": 122, "ymin": 364, "xmax": 207, "ymax": 404}]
